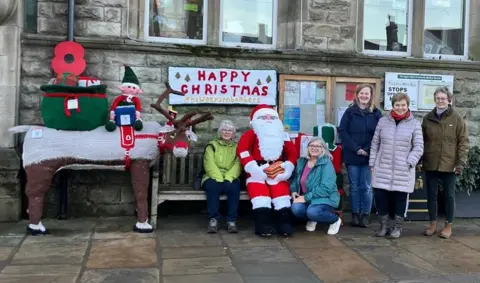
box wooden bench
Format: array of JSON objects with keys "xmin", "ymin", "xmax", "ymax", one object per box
[{"xmin": 150, "ymin": 148, "xmax": 249, "ymax": 229}]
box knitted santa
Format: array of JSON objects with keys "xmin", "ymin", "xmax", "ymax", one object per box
[
  {"xmin": 237, "ymin": 105, "xmax": 298, "ymax": 236},
  {"xmin": 105, "ymin": 65, "xmax": 144, "ymax": 131}
]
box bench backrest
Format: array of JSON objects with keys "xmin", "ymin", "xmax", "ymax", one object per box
[{"xmin": 159, "ymin": 147, "xmax": 205, "ymax": 189}]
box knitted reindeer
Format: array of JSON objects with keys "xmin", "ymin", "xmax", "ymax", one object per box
[{"xmin": 9, "ymin": 82, "xmax": 213, "ymax": 235}]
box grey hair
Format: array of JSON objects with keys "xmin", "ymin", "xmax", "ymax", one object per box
[
  {"xmin": 306, "ymin": 137, "xmax": 332, "ymax": 159},
  {"xmin": 218, "ymin": 120, "xmax": 236, "ymax": 136},
  {"xmin": 433, "ymin": 86, "xmax": 453, "ymax": 103}
]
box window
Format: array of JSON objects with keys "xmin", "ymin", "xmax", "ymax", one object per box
[
  {"xmin": 362, "ymin": 0, "xmax": 413, "ymax": 56},
  {"xmin": 144, "ymin": 0, "xmax": 208, "ymax": 45},
  {"xmin": 423, "ymin": 0, "xmax": 470, "ymax": 60},
  {"xmin": 219, "ymin": 0, "xmax": 278, "ymax": 49}
]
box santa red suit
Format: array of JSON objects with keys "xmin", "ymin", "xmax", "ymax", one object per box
[{"xmin": 237, "ymin": 105, "xmax": 298, "ymax": 236}]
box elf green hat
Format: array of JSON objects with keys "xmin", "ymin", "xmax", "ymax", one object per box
[
  {"xmin": 121, "ymin": 65, "xmax": 140, "ymax": 88},
  {"xmin": 319, "ymin": 123, "xmax": 337, "ymax": 151}
]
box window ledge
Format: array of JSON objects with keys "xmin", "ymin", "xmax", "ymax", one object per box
[{"xmin": 21, "ymin": 33, "xmax": 480, "ymax": 72}]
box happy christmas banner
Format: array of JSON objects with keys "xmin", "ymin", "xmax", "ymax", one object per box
[{"xmin": 168, "ymin": 67, "xmax": 277, "ymax": 105}]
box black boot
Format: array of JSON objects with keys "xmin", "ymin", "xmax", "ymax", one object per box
[
  {"xmin": 359, "ymin": 214, "xmax": 370, "ymax": 228},
  {"xmin": 252, "ymin": 207, "xmax": 274, "ymax": 237},
  {"xmin": 389, "ymin": 215, "xmax": 403, "ymax": 239},
  {"xmin": 351, "ymin": 213, "xmax": 360, "ymax": 226},
  {"xmin": 275, "ymin": 207, "xmax": 294, "ymax": 237},
  {"xmin": 376, "ymin": 214, "xmax": 389, "ymax": 237}
]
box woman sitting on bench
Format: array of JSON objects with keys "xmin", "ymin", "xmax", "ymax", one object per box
[{"xmin": 202, "ymin": 120, "xmax": 242, "ymax": 233}]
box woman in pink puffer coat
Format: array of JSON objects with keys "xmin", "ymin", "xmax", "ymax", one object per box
[{"xmin": 369, "ymin": 93, "xmax": 424, "ymax": 239}]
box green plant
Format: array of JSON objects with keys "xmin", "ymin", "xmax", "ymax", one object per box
[{"xmin": 456, "ymin": 146, "xmax": 480, "ymax": 194}]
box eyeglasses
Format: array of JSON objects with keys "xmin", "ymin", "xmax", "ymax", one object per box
[
  {"xmin": 221, "ymin": 129, "xmax": 234, "ymax": 133},
  {"xmin": 257, "ymin": 115, "xmax": 278, "ymax": 120},
  {"xmin": 308, "ymin": 145, "xmax": 323, "ymax": 149},
  {"xmin": 435, "ymin": 97, "xmax": 448, "ymax": 101}
]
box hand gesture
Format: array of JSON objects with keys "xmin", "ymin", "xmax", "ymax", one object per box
[
  {"xmin": 291, "ymin": 192, "xmax": 299, "ymax": 199},
  {"xmin": 357, "ymin": 149, "xmax": 368, "ymax": 156},
  {"xmin": 293, "ymin": 196, "xmax": 305, "ymax": 203}
]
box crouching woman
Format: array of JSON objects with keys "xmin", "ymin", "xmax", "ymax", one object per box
[
  {"xmin": 369, "ymin": 93, "xmax": 424, "ymax": 238},
  {"xmin": 289, "ymin": 138, "xmax": 342, "ymax": 235}
]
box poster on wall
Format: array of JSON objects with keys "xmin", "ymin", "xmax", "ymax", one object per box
[
  {"xmin": 168, "ymin": 67, "xmax": 277, "ymax": 105},
  {"xmin": 384, "ymin": 72, "xmax": 454, "ymax": 111}
]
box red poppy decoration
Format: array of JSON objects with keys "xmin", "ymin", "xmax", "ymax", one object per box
[{"xmin": 51, "ymin": 41, "xmax": 86, "ymax": 76}]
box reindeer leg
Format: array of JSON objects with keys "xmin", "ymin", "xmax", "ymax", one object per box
[
  {"xmin": 130, "ymin": 160, "xmax": 153, "ymax": 233},
  {"xmin": 24, "ymin": 163, "xmax": 56, "ymax": 235}
]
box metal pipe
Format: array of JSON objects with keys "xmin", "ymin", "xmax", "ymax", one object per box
[{"xmin": 67, "ymin": 0, "xmax": 75, "ymax": 41}]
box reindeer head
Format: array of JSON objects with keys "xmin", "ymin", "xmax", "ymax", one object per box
[{"xmin": 151, "ymin": 83, "xmax": 214, "ymax": 158}]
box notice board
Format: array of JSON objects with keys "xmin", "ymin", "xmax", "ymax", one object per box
[{"xmin": 278, "ymin": 75, "xmax": 331, "ymax": 135}]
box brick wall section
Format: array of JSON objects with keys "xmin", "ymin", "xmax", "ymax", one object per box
[
  {"xmin": 37, "ymin": 0, "xmax": 127, "ymax": 38},
  {"xmin": 303, "ymin": 0, "xmax": 356, "ymax": 51}
]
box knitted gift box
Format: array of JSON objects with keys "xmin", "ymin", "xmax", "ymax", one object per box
[{"xmin": 40, "ymin": 80, "xmax": 109, "ymax": 131}]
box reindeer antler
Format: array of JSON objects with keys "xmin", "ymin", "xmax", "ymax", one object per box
[
  {"xmin": 185, "ymin": 113, "xmax": 214, "ymax": 128},
  {"xmin": 150, "ymin": 82, "xmax": 185, "ymax": 123}
]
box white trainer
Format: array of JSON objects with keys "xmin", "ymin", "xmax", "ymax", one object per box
[
  {"xmin": 327, "ymin": 217, "xmax": 342, "ymax": 235},
  {"xmin": 306, "ymin": 221, "xmax": 317, "ymax": 232}
]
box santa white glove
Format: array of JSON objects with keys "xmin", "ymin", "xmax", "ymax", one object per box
[
  {"xmin": 110, "ymin": 110, "xmax": 115, "ymax": 120},
  {"xmin": 135, "ymin": 111, "xmax": 141, "ymax": 119},
  {"xmin": 244, "ymin": 161, "xmax": 268, "ymax": 183},
  {"xmin": 273, "ymin": 161, "xmax": 295, "ymax": 182}
]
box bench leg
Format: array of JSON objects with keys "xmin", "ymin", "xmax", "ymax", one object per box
[{"xmin": 151, "ymin": 199, "xmax": 167, "ymax": 229}]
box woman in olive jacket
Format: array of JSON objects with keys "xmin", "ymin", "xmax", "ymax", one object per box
[{"xmin": 422, "ymin": 86, "xmax": 469, "ymax": 239}]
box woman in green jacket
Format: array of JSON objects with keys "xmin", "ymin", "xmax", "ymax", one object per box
[
  {"xmin": 202, "ymin": 120, "xmax": 242, "ymax": 233},
  {"xmin": 290, "ymin": 138, "xmax": 342, "ymax": 235}
]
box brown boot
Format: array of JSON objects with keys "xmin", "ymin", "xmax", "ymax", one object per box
[
  {"xmin": 440, "ymin": 222, "xmax": 452, "ymax": 239},
  {"xmin": 424, "ymin": 221, "xmax": 437, "ymax": 236}
]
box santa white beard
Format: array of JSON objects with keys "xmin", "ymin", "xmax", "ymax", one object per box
[{"xmin": 251, "ymin": 118, "xmax": 285, "ymax": 161}]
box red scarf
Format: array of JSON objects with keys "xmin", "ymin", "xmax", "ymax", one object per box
[{"xmin": 391, "ymin": 110, "xmax": 410, "ymax": 121}]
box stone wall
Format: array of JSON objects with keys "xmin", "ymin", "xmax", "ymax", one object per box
[
  {"xmin": 20, "ymin": 39, "xmax": 480, "ymax": 217},
  {"xmin": 9, "ymin": 0, "xmax": 480, "ymax": 218}
]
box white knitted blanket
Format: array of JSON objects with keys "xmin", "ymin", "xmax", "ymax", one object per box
[{"xmin": 10, "ymin": 122, "xmax": 162, "ymax": 168}]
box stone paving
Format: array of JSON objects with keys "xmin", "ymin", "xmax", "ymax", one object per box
[{"xmin": 0, "ymin": 215, "xmax": 479, "ymax": 283}]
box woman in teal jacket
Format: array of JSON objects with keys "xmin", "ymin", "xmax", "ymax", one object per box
[
  {"xmin": 290, "ymin": 138, "xmax": 342, "ymax": 235},
  {"xmin": 202, "ymin": 120, "xmax": 242, "ymax": 234}
]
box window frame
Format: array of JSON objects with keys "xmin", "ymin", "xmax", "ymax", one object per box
[
  {"xmin": 422, "ymin": 0, "xmax": 470, "ymax": 61},
  {"xmin": 143, "ymin": 0, "xmax": 209, "ymax": 45},
  {"xmin": 362, "ymin": 0, "xmax": 414, "ymax": 57},
  {"xmin": 218, "ymin": 0, "xmax": 278, "ymax": 50}
]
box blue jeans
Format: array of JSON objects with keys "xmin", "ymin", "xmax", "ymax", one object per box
[
  {"xmin": 347, "ymin": 165, "xmax": 373, "ymax": 214},
  {"xmin": 204, "ymin": 179, "xmax": 241, "ymax": 222},
  {"xmin": 291, "ymin": 203, "xmax": 338, "ymax": 224}
]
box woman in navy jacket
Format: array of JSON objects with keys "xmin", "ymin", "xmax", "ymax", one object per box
[{"xmin": 339, "ymin": 84, "xmax": 382, "ymax": 227}]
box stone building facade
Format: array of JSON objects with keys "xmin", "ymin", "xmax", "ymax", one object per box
[{"xmin": 0, "ymin": 0, "xmax": 479, "ymax": 220}]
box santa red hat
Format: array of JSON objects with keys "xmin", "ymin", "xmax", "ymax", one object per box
[{"xmin": 250, "ymin": 104, "xmax": 278, "ymax": 121}]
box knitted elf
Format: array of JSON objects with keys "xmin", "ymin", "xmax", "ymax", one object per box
[{"xmin": 105, "ymin": 66, "xmax": 144, "ymax": 132}]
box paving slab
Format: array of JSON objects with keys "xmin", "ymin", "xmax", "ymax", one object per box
[
  {"xmin": 157, "ymin": 229, "xmax": 223, "ymax": 247},
  {"xmin": 93, "ymin": 217, "xmax": 156, "ymax": 240},
  {"xmin": 221, "ymin": 231, "xmax": 283, "ymax": 247},
  {"xmin": 403, "ymin": 241, "xmax": 480, "ymax": 274},
  {"xmin": 283, "ymin": 232, "xmax": 345, "ymax": 249},
  {"xmin": 162, "ymin": 256, "xmax": 236, "ymax": 275},
  {"xmin": 11, "ymin": 238, "xmax": 88, "ymax": 265},
  {"xmin": 163, "ymin": 273, "xmax": 245, "ymax": 283},
  {"xmin": 0, "ymin": 264, "xmax": 81, "ymax": 283},
  {"xmin": 352, "ymin": 245, "xmax": 446, "ymax": 280},
  {"xmin": 0, "ymin": 247, "xmax": 15, "ymax": 261},
  {"xmin": 39, "ymin": 218, "xmax": 96, "ymax": 239},
  {"xmin": 0, "ymin": 221, "xmax": 27, "ymax": 237},
  {"xmin": 243, "ymin": 275, "xmax": 323, "ymax": 283},
  {"xmin": 0, "ymin": 237, "xmax": 23, "ymax": 247},
  {"xmin": 337, "ymin": 235, "xmax": 393, "ymax": 247},
  {"xmin": 162, "ymin": 246, "xmax": 227, "ymax": 259},
  {"xmin": 229, "ymin": 246, "xmax": 297, "ymax": 263},
  {"xmin": 80, "ymin": 268, "xmax": 160, "ymax": 283},
  {"xmin": 454, "ymin": 236, "xmax": 480, "ymax": 250},
  {"xmin": 87, "ymin": 238, "xmax": 157, "ymax": 269},
  {"xmin": 235, "ymin": 262, "xmax": 314, "ymax": 277},
  {"xmin": 293, "ymin": 247, "xmax": 389, "ymax": 283},
  {"xmin": 445, "ymin": 273, "xmax": 480, "ymax": 283}
]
